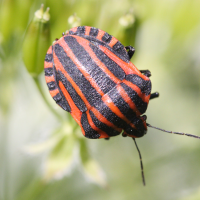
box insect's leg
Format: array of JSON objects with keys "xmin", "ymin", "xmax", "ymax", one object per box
[
  {"xmin": 125, "ymin": 46, "xmax": 135, "ymax": 60},
  {"xmin": 150, "ymin": 92, "xmax": 159, "ymax": 100},
  {"xmin": 140, "ymin": 70, "xmax": 151, "ymax": 77}
]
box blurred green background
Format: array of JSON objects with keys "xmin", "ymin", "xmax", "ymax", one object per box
[{"xmin": 1, "ymin": 0, "xmax": 200, "ymax": 199}]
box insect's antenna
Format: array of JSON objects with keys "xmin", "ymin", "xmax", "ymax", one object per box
[
  {"xmin": 147, "ymin": 123, "xmax": 200, "ymax": 139},
  {"xmin": 132, "ymin": 138, "xmax": 145, "ymax": 186}
]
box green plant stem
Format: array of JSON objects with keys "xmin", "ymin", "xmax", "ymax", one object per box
[{"xmin": 33, "ymin": 77, "xmax": 63, "ymax": 121}]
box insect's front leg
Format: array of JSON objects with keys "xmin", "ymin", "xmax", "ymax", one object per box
[
  {"xmin": 140, "ymin": 70, "xmax": 151, "ymax": 77},
  {"xmin": 125, "ymin": 46, "xmax": 135, "ymax": 60}
]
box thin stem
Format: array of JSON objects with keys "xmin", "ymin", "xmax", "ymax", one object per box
[{"xmin": 33, "ymin": 77, "xmax": 63, "ymax": 121}]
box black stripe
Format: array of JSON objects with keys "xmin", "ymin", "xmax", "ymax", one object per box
[
  {"xmin": 68, "ymin": 26, "xmax": 86, "ymax": 36},
  {"xmin": 57, "ymin": 92, "xmax": 71, "ymax": 112},
  {"xmin": 102, "ymin": 32, "xmax": 112, "ymax": 43},
  {"xmin": 107, "ymin": 86, "xmax": 136, "ymax": 119},
  {"xmin": 89, "ymin": 27, "xmax": 99, "ymax": 37},
  {"xmin": 45, "ymin": 67, "xmax": 71, "ymax": 111},
  {"xmin": 49, "ymin": 69, "xmax": 71, "ymax": 112},
  {"xmin": 53, "ymin": 93, "xmax": 62, "ymax": 102},
  {"xmin": 81, "ymin": 112, "xmax": 100, "ymax": 139},
  {"xmin": 89, "ymin": 110, "xmax": 121, "ymax": 137},
  {"xmin": 53, "ymin": 92, "xmax": 71, "ymax": 112},
  {"xmin": 56, "ymin": 70, "xmax": 87, "ymax": 112},
  {"xmin": 47, "ymin": 81, "xmax": 56, "ymax": 90},
  {"xmin": 89, "ymin": 43, "xmax": 125, "ymax": 80},
  {"xmin": 76, "ymin": 26, "xmax": 85, "ymax": 35},
  {"xmin": 125, "ymin": 74, "xmax": 151, "ymax": 96},
  {"xmin": 69, "ymin": 30, "xmax": 75, "ymax": 35},
  {"xmin": 45, "ymin": 53, "xmax": 53, "ymax": 62},
  {"xmin": 107, "ymin": 86, "xmax": 145, "ymax": 134},
  {"xmin": 44, "ymin": 67, "xmax": 53, "ymax": 76},
  {"xmin": 112, "ymin": 41, "xmax": 129, "ymax": 61},
  {"xmin": 94, "ymin": 99, "xmax": 136, "ymax": 134},
  {"xmin": 54, "ymin": 43, "xmax": 102, "ymax": 107},
  {"xmin": 82, "ymin": 35, "xmax": 130, "ymax": 63},
  {"xmin": 64, "ymin": 36, "xmax": 116, "ymax": 94},
  {"xmin": 46, "ymin": 52, "xmax": 71, "ymax": 112},
  {"xmin": 120, "ymin": 82, "xmax": 147, "ymax": 114}
]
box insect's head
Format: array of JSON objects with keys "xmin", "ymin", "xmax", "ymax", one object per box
[{"xmin": 122, "ymin": 115, "xmax": 148, "ymax": 139}]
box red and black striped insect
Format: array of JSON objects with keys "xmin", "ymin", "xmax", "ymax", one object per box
[{"xmin": 44, "ymin": 26, "xmax": 200, "ymax": 185}]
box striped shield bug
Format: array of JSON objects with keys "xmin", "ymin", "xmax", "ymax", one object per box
[{"xmin": 44, "ymin": 26, "xmax": 200, "ymax": 185}]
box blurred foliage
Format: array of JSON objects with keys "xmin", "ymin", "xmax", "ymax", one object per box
[
  {"xmin": 22, "ymin": 4, "xmax": 51, "ymax": 77},
  {"xmin": 0, "ymin": 0, "xmax": 200, "ymax": 200}
]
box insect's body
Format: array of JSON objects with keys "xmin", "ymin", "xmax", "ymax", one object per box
[
  {"xmin": 44, "ymin": 26, "xmax": 152, "ymax": 139},
  {"xmin": 44, "ymin": 26, "xmax": 200, "ymax": 185}
]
